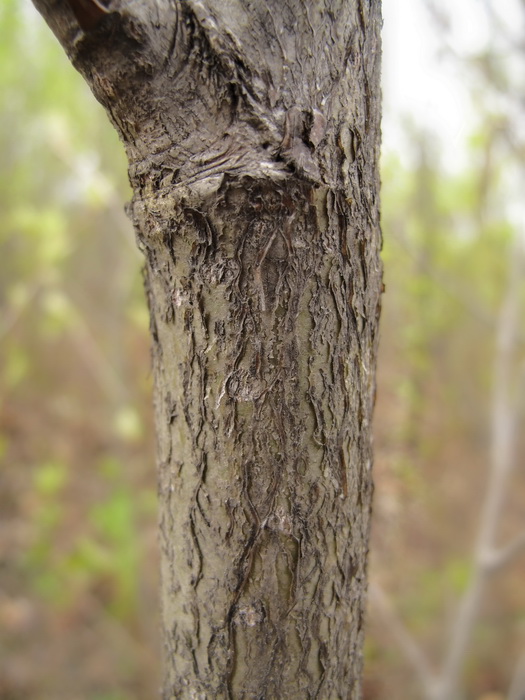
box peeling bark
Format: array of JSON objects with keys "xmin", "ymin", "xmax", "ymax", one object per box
[{"xmin": 31, "ymin": 1, "xmax": 382, "ymax": 697}]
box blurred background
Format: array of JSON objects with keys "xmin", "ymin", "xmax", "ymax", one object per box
[{"xmin": 0, "ymin": 0, "xmax": 524, "ymax": 699}]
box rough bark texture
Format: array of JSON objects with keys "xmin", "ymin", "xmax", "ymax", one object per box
[{"xmin": 32, "ymin": 1, "xmax": 382, "ymax": 697}]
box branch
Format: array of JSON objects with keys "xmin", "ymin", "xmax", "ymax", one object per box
[
  {"xmin": 479, "ymin": 529, "xmax": 525, "ymax": 573},
  {"xmin": 433, "ymin": 238, "xmax": 524, "ymax": 700},
  {"xmin": 30, "ymin": 0, "xmax": 180, "ymax": 127},
  {"xmin": 508, "ymin": 650, "xmax": 525, "ymax": 700},
  {"xmin": 368, "ymin": 582, "xmax": 437, "ymax": 695}
]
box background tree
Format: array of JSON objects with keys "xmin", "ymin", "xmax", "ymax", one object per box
[
  {"xmin": 367, "ymin": 1, "xmax": 525, "ymax": 697},
  {"xmin": 26, "ymin": 1, "xmax": 383, "ymax": 697}
]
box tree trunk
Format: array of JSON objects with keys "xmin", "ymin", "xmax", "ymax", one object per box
[{"xmin": 31, "ymin": 1, "xmax": 382, "ymax": 697}]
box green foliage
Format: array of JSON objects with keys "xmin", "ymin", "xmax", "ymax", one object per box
[
  {"xmin": 0, "ymin": 9, "xmax": 154, "ymax": 687},
  {"xmin": 34, "ymin": 459, "xmax": 68, "ymax": 496},
  {"xmin": 87, "ymin": 481, "xmax": 139, "ymax": 619},
  {"xmin": 380, "ymin": 126, "xmax": 517, "ymax": 468},
  {"xmin": 371, "ymin": 115, "xmax": 525, "ymax": 697},
  {"xmin": 24, "ymin": 461, "xmax": 68, "ymax": 600},
  {"xmin": 24, "ymin": 454, "xmax": 145, "ymax": 621}
]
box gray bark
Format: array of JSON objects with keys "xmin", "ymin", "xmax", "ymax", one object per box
[{"xmin": 31, "ymin": 1, "xmax": 382, "ymax": 697}]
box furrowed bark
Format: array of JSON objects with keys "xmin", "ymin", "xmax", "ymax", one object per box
[{"xmin": 31, "ymin": 1, "xmax": 382, "ymax": 697}]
